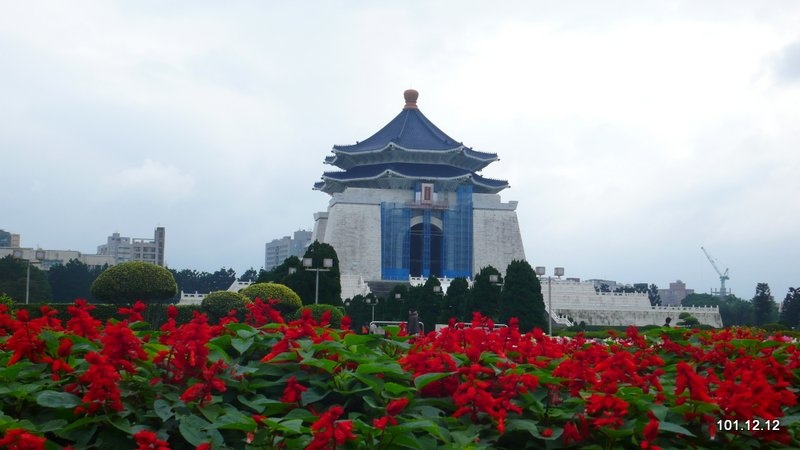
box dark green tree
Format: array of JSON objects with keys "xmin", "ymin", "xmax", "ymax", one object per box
[
  {"xmin": 238, "ymin": 267, "xmax": 259, "ymax": 283},
  {"xmin": 378, "ymin": 284, "xmax": 409, "ymax": 322},
  {"xmin": 48, "ymin": 259, "xmax": 105, "ymax": 303},
  {"xmin": 677, "ymin": 311, "xmax": 700, "ymax": 327},
  {"xmin": 0, "ymin": 255, "xmax": 52, "ymax": 303},
  {"xmin": 682, "ymin": 293, "xmax": 754, "ymax": 327},
  {"xmin": 499, "ymin": 260, "xmax": 546, "ymax": 332},
  {"xmin": 290, "ymin": 242, "xmax": 342, "ymax": 306},
  {"xmin": 752, "ymin": 283, "xmax": 778, "ymax": 326},
  {"xmin": 415, "ymin": 277, "xmax": 443, "ymax": 332},
  {"xmin": 648, "ymin": 284, "xmax": 661, "ymax": 306},
  {"xmin": 440, "ymin": 277, "xmax": 469, "ymax": 323},
  {"xmin": 91, "ymin": 262, "xmax": 177, "ymax": 305},
  {"xmin": 779, "ymin": 287, "xmax": 800, "ymax": 330},
  {"xmin": 466, "ymin": 266, "xmax": 502, "ymax": 321},
  {"xmin": 344, "ymin": 293, "xmax": 379, "ymax": 332},
  {"xmin": 258, "ymin": 256, "xmax": 302, "ymax": 284},
  {"xmin": 208, "ymin": 267, "xmax": 237, "ymax": 292}
]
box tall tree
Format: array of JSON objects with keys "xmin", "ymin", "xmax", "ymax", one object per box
[
  {"xmin": 48, "ymin": 259, "xmax": 104, "ymax": 303},
  {"xmin": 779, "ymin": 287, "xmax": 800, "ymax": 329},
  {"xmin": 258, "ymin": 256, "xmax": 302, "ymax": 284},
  {"xmin": 648, "ymin": 284, "xmax": 661, "ymax": 306},
  {"xmin": 499, "ymin": 260, "xmax": 546, "ymax": 332},
  {"xmin": 379, "ymin": 284, "xmax": 409, "ymax": 322},
  {"xmin": 752, "ymin": 283, "xmax": 777, "ymax": 326},
  {"xmin": 682, "ymin": 293, "xmax": 754, "ymax": 327},
  {"xmin": 0, "ymin": 255, "xmax": 52, "ymax": 303},
  {"xmin": 238, "ymin": 267, "xmax": 259, "ymax": 283},
  {"xmin": 291, "ymin": 242, "xmax": 342, "ymax": 306},
  {"xmin": 415, "ymin": 277, "xmax": 443, "ymax": 332},
  {"xmin": 208, "ymin": 267, "xmax": 237, "ymax": 292},
  {"xmin": 465, "ymin": 266, "xmax": 502, "ymax": 321},
  {"xmin": 440, "ymin": 277, "xmax": 470, "ymax": 323}
]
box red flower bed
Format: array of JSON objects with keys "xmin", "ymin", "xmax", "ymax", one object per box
[{"xmin": 0, "ymin": 301, "xmax": 798, "ymax": 449}]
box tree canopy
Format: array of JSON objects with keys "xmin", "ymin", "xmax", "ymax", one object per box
[
  {"xmin": 779, "ymin": 287, "xmax": 800, "ymax": 329},
  {"xmin": 91, "ymin": 262, "xmax": 177, "ymax": 305},
  {"xmin": 0, "ymin": 255, "xmax": 52, "ymax": 303},
  {"xmin": 752, "ymin": 283, "xmax": 778, "ymax": 326},
  {"xmin": 499, "ymin": 260, "xmax": 546, "ymax": 332},
  {"xmin": 48, "ymin": 259, "xmax": 105, "ymax": 303},
  {"xmin": 466, "ymin": 266, "xmax": 502, "ymax": 320}
]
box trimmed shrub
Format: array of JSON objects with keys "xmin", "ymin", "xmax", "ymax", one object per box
[
  {"xmin": 17, "ymin": 302, "xmax": 205, "ymax": 328},
  {"xmin": 240, "ymin": 283, "xmax": 302, "ymax": 316},
  {"xmin": 201, "ymin": 291, "xmax": 251, "ymax": 323},
  {"xmin": 0, "ymin": 293, "xmax": 13, "ymax": 309},
  {"xmin": 301, "ymin": 304, "xmax": 344, "ymax": 328},
  {"xmin": 91, "ymin": 262, "xmax": 177, "ymax": 305}
]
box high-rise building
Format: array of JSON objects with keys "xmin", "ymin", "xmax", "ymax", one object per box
[
  {"xmin": 264, "ymin": 230, "xmax": 313, "ymax": 270},
  {"xmin": 97, "ymin": 227, "xmax": 166, "ymax": 266},
  {"xmin": 0, "ymin": 230, "xmax": 20, "ymax": 248},
  {"xmin": 658, "ymin": 280, "xmax": 695, "ymax": 306},
  {"xmin": 312, "ymin": 90, "xmax": 525, "ymax": 299}
]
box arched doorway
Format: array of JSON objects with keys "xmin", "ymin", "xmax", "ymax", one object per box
[{"xmin": 409, "ymin": 222, "xmax": 443, "ymax": 277}]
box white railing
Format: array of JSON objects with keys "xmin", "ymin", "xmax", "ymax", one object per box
[
  {"xmin": 368, "ymin": 321, "xmax": 425, "ymax": 335},
  {"xmin": 552, "ymin": 313, "xmax": 574, "ymax": 327}
]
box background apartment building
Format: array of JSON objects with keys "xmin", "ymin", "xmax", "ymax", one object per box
[
  {"xmin": 264, "ymin": 230, "xmax": 312, "ymax": 270},
  {"xmin": 97, "ymin": 227, "xmax": 166, "ymax": 266}
]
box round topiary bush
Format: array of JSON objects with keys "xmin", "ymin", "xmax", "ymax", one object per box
[
  {"xmin": 239, "ymin": 283, "xmax": 302, "ymax": 316},
  {"xmin": 301, "ymin": 304, "xmax": 345, "ymax": 328},
  {"xmin": 91, "ymin": 262, "xmax": 177, "ymax": 305},
  {"xmin": 201, "ymin": 291, "xmax": 251, "ymax": 323}
]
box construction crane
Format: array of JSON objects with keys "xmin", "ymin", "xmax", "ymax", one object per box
[{"xmin": 701, "ymin": 246, "xmax": 730, "ymax": 297}]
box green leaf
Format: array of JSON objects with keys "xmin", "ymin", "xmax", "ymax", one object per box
[
  {"xmin": 231, "ymin": 337, "xmax": 254, "ymax": 354},
  {"xmin": 301, "ymin": 357, "xmax": 338, "ymax": 374},
  {"xmin": 659, "ymin": 421, "xmax": 696, "ymax": 437},
  {"xmin": 154, "ymin": 399, "xmax": 174, "ymax": 422},
  {"xmin": 413, "ymin": 372, "xmax": 453, "ymax": 390},
  {"xmin": 35, "ymin": 390, "xmax": 81, "ymax": 409},
  {"xmin": 301, "ymin": 387, "xmax": 330, "ymax": 406},
  {"xmin": 178, "ymin": 414, "xmax": 218, "ymax": 447},
  {"xmin": 37, "ymin": 419, "xmax": 69, "ymax": 432},
  {"xmin": 383, "ymin": 382, "xmax": 413, "ymax": 396},
  {"xmin": 504, "ymin": 419, "xmax": 538, "ymax": 434},
  {"xmin": 357, "ymin": 362, "xmax": 405, "ymax": 376},
  {"xmin": 214, "ymin": 409, "xmax": 256, "ymax": 432}
]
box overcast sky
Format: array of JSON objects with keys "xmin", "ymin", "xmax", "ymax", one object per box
[{"xmin": 2, "ymin": 1, "xmax": 799, "ymax": 300}]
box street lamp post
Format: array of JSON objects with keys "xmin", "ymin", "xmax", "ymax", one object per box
[
  {"xmin": 366, "ymin": 297, "xmax": 378, "ymax": 322},
  {"xmin": 535, "ymin": 266, "xmax": 564, "ymax": 336},
  {"xmin": 303, "ymin": 257, "xmax": 334, "ymax": 304},
  {"xmin": 25, "ymin": 250, "xmax": 46, "ymax": 305}
]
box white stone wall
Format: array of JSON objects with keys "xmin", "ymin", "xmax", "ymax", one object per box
[
  {"xmin": 322, "ymin": 192, "xmax": 383, "ymax": 299},
  {"xmin": 543, "ymin": 280, "xmax": 724, "ymax": 327},
  {"xmin": 472, "ymin": 195, "xmax": 526, "ymax": 275},
  {"xmin": 556, "ymin": 307, "xmax": 724, "ymax": 328}
]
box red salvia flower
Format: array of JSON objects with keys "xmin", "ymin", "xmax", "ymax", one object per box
[
  {"xmin": 101, "ymin": 320, "xmax": 148, "ymax": 374},
  {"xmin": 306, "ymin": 406, "xmax": 355, "ymax": 450},
  {"xmin": 118, "ymin": 301, "xmax": 147, "ymax": 322},
  {"xmin": 280, "ymin": 375, "xmax": 308, "ymax": 404},
  {"xmin": 66, "ymin": 351, "xmax": 124, "ymax": 414},
  {"xmin": 0, "ymin": 428, "xmax": 47, "ymax": 450},
  {"xmin": 133, "ymin": 430, "xmax": 171, "ymax": 450},
  {"xmin": 66, "ymin": 300, "xmax": 102, "ymax": 340}
]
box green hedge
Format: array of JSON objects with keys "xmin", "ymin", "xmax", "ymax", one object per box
[
  {"xmin": 239, "ymin": 283, "xmax": 302, "ymax": 316},
  {"xmin": 14, "ymin": 303, "xmax": 203, "ymax": 328},
  {"xmin": 201, "ymin": 291, "xmax": 251, "ymax": 323},
  {"xmin": 91, "ymin": 261, "xmax": 177, "ymax": 305}
]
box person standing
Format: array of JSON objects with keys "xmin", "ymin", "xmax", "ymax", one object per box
[{"xmin": 407, "ymin": 309, "xmax": 420, "ymax": 335}]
